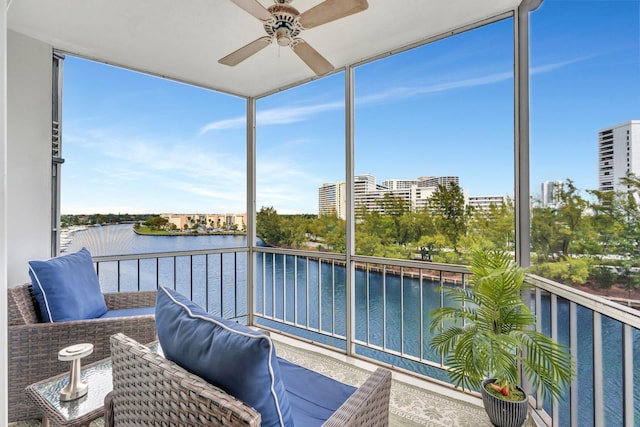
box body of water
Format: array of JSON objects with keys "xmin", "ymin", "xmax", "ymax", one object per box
[
  {"xmin": 66, "ymin": 224, "xmax": 639, "ymax": 426},
  {"xmin": 64, "ymin": 223, "xmax": 249, "ymax": 256}
]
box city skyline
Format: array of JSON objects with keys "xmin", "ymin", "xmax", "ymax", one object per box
[
  {"xmin": 319, "ymin": 173, "xmax": 515, "ymax": 220},
  {"xmin": 61, "ymin": 0, "xmax": 640, "ymax": 215}
]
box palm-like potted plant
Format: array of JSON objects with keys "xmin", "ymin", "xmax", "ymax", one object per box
[{"xmin": 430, "ymin": 248, "xmax": 574, "ymax": 427}]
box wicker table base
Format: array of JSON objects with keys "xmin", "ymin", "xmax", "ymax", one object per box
[
  {"xmin": 25, "ymin": 342, "xmax": 159, "ymax": 427},
  {"xmin": 26, "ymin": 355, "xmax": 111, "ymax": 427}
]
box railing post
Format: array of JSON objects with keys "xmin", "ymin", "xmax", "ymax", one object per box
[
  {"xmin": 551, "ymin": 294, "xmax": 559, "ymax": 426},
  {"xmin": 623, "ymin": 324, "xmax": 633, "ymax": 426},
  {"xmin": 569, "ymin": 302, "xmax": 578, "ymax": 427},
  {"xmin": 593, "ymin": 312, "xmax": 604, "ymax": 427},
  {"xmin": 345, "ymin": 64, "xmax": 355, "ymax": 356}
]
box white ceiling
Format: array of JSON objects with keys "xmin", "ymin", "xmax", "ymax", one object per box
[{"xmin": 8, "ymin": 0, "xmax": 522, "ymax": 98}]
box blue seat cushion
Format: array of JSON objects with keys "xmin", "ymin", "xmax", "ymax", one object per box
[
  {"xmin": 28, "ymin": 247, "xmax": 108, "ymax": 322},
  {"xmin": 278, "ymin": 357, "xmax": 356, "ymax": 427},
  {"xmin": 155, "ymin": 287, "xmax": 293, "ymax": 427},
  {"xmin": 99, "ymin": 306, "xmax": 155, "ymax": 318}
]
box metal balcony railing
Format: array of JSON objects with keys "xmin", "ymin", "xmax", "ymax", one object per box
[
  {"xmin": 93, "ymin": 248, "xmax": 249, "ymax": 320},
  {"xmin": 93, "ymin": 247, "xmax": 640, "ymax": 427}
]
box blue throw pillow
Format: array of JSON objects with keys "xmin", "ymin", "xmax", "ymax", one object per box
[
  {"xmin": 156, "ymin": 287, "xmax": 293, "ymax": 427},
  {"xmin": 28, "ymin": 247, "xmax": 107, "ymax": 322}
]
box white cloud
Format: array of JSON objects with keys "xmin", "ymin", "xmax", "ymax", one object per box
[
  {"xmin": 66, "ymin": 124, "xmax": 326, "ymax": 214},
  {"xmin": 198, "ymin": 117, "xmax": 246, "ymax": 134},
  {"xmin": 198, "ymin": 101, "xmax": 343, "ymax": 135},
  {"xmin": 198, "ymin": 55, "xmax": 594, "ymax": 135},
  {"xmin": 531, "ymin": 56, "xmax": 594, "ymax": 74},
  {"xmin": 166, "ymin": 182, "xmax": 246, "ymax": 204},
  {"xmin": 63, "ymin": 128, "xmax": 248, "ymax": 213}
]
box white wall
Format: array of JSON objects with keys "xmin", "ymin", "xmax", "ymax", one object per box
[
  {"xmin": 7, "ymin": 30, "xmax": 52, "ymax": 285},
  {"xmin": 1, "ymin": 5, "xmax": 8, "ymax": 426}
]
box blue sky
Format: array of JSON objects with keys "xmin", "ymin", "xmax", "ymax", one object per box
[{"xmin": 61, "ymin": 0, "xmax": 640, "ymax": 215}]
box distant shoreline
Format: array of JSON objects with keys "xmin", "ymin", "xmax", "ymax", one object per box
[{"xmin": 133, "ymin": 228, "xmax": 246, "ymax": 237}]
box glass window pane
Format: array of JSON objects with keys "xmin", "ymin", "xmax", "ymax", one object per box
[
  {"xmin": 354, "ymin": 19, "xmax": 515, "ymax": 263},
  {"xmin": 256, "ymin": 74, "xmax": 345, "ymax": 251},
  {"xmin": 530, "ymin": 1, "xmax": 640, "ymax": 306},
  {"xmin": 62, "ymin": 56, "xmax": 247, "ymax": 257}
]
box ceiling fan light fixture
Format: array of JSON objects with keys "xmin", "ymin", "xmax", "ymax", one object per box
[{"xmin": 275, "ymin": 28, "xmax": 292, "ymax": 46}]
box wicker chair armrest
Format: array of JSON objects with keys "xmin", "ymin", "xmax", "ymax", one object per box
[
  {"xmin": 110, "ymin": 333, "xmax": 261, "ymax": 427},
  {"xmin": 9, "ymin": 315, "xmax": 157, "ymax": 372},
  {"xmin": 10, "ymin": 316, "xmax": 156, "ymax": 365},
  {"xmin": 104, "ymin": 391, "xmax": 115, "ymax": 427},
  {"xmin": 8, "ymin": 284, "xmax": 40, "ymax": 325},
  {"xmin": 104, "ymin": 290, "xmax": 157, "ymax": 310},
  {"xmin": 322, "ymin": 367, "xmax": 392, "ymax": 427}
]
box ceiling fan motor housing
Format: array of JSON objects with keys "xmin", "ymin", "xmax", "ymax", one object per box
[{"xmin": 265, "ymin": 4, "xmax": 302, "ymax": 46}]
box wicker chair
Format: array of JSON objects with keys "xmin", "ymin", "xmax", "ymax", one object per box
[
  {"xmin": 7, "ymin": 284, "xmax": 158, "ymax": 422},
  {"xmin": 105, "ymin": 333, "xmax": 393, "ymax": 427}
]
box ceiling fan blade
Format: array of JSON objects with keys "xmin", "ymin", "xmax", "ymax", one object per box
[
  {"xmin": 230, "ymin": 0, "xmax": 272, "ymax": 21},
  {"xmin": 219, "ymin": 37, "xmax": 272, "ymax": 66},
  {"xmin": 292, "ymin": 41, "xmax": 334, "ymax": 76},
  {"xmin": 299, "ymin": 0, "xmax": 368, "ymax": 29}
]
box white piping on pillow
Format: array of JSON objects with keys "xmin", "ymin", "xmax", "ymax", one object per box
[{"xmin": 28, "ymin": 265, "xmax": 54, "ymax": 322}]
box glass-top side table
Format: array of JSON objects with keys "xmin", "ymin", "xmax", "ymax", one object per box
[{"xmin": 25, "ymin": 342, "xmax": 160, "ymax": 427}]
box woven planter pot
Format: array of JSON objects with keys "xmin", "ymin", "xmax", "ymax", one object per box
[{"xmin": 481, "ymin": 379, "xmax": 528, "ymax": 427}]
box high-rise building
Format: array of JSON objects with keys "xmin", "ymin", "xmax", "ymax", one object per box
[
  {"xmin": 354, "ymin": 174, "xmax": 377, "ymax": 194},
  {"xmin": 318, "ymin": 182, "xmax": 346, "ymax": 219},
  {"xmin": 468, "ymin": 196, "xmax": 508, "ymax": 211},
  {"xmin": 540, "ymin": 180, "xmax": 564, "ymax": 208},
  {"xmin": 320, "ymin": 174, "xmax": 477, "ymax": 216},
  {"xmin": 417, "ymin": 176, "xmax": 459, "ymax": 188},
  {"xmin": 381, "ymin": 179, "xmax": 418, "ymax": 190},
  {"xmin": 598, "ymin": 120, "xmax": 640, "ymax": 192}
]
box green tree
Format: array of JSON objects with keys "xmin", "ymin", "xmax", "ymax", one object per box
[
  {"xmin": 398, "ymin": 211, "xmax": 424, "ymax": 246},
  {"xmin": 528, "ymin": 258, "xmax": 591, "ymax": 285},
  {"xmin": 317, "ymin": 213, "xmax": 345, "ymax": 252},
  {"xmin": 428, "ymin": 182, "xmax": 469, "ymax": 253},
  {"xmin": 587, "ymin": 189, "xmax": 623, "ymax": 256},
  {"xmin": 256, "ymin": 206, "xmax": 283, "ymax": 246},
  {"xmin": 615, "ymin": 173, "xmax": 640, "ymax": 292},
  {"xmin": 279, "ymin": 215, "xmax": 307, "ymax": 248},
  {"xmin": 531, "ymin": 206, "xmax": 560, "ymax": 262},
  {"xmin": 469, "ymin": 199, "xmax": 514, "ymax": 251},
  {"xmin": 531, "ymin": 180, "xmax": 590, "ymax": 262},
  {"xmin": 356, "ymin": 210, "xmax": 395, "ymax": 247},
  {"xmin": 144, "ymin": 216, "xmax": 168, "ymax": 230},
  {"xmin": 376, "ymin": 194, "xmax": 411, "ymax": 244},
  {"xmin": 618, "ymin": 173, "xmax": 640, "ymax": 257},
  {"xmin": 555, "ymin": 180, "xmax": 590, "ymax": 256}
]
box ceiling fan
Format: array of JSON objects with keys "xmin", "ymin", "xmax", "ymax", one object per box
[{"xmin": 219, "ymin": 0, "xmax": 369, "ymax": 76}]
